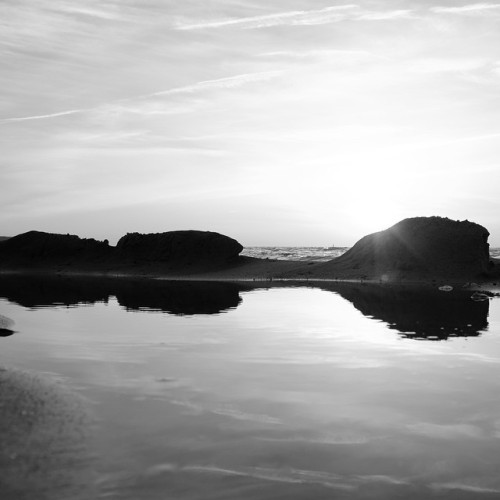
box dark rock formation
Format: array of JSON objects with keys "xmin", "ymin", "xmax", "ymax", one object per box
[
  {"xmin": 116, "ymin": 230, "xmax": 243, "ymax": 267},
  {"xmin": 0, "ymin": 229, "xmax": 243, "ymax": 273},
  {"xmin": 0, "ymin": 231, "xmax": 112, "ymax": 268},
  {"xmin": 308, "ymin": 217, "xmax": 491, "ymax": 280}
]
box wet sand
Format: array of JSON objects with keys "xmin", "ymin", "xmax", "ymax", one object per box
[{"xmin": 0, "ymin": 367, "xmax": 96, "ymax": 500}]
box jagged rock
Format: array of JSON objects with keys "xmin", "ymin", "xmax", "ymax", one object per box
[
  {"xmin": 306, "ymin": 217, "xmax": 491, "ymax": 280},
  {"xmin": 116, "ymin": 230, "xmax": 243, "ymax": 265}
]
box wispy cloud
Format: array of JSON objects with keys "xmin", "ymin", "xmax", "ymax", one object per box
[
  {"xmin": 1, "ymin": 109, "xmax": 85, "ymax": 123},
  {"xmin": 175, "ymin": 5, "xmax": 359, "ymax": 30},
  {"xmin": 408, "ymin": 57, "xmax": 488, "ymax": 74},
  {"xmin": 50, "ymin": 3, "xmax": 124, "ymax": 21},
  {"xmin": 0, "ymin": 71, "xmax": 281, "ymax": 123},
  {"xmin": 176, "ymin": 5, "xmax": 415, "ymax": 31},
  {"xmin": 432, "ymin": 483, "xmax": 500, "ymax": 494},
  {"xmin": 356, "ymin": 9, "xmax": 414, "ymax": 21},
  {"xmin": 432, "ymin": 3, "xmax": 500, "ymax": 15},
  {"xmin": 260, "ymin": 49, "xmax": 376, "ymax": 60},
  {"xmin": 155, "ymin": 464, "xmax": 356, "ymax": 491},
  {"xmin": 407, "ymin": 422, "xmax": 483, "ymax": 440},
  {"xmin": 0, "ymin": 1, "xmax": 123, "ymax": 55},
  {"xmin": 148, "ymin": 71, "xmax": 280, "ymax": 97}
]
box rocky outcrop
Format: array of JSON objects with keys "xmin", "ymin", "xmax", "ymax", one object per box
[
  {"xmin": 0, "ymin": 229, "xmax": 243, "ymax": 273},
  {"xmin": 0, "ymin": 231, "xmax": 112, "ymax": 267},
  {"xmin": 116, "ymin": 230, "xmax": 243, "ymax": 266},
  {"xmin": 297, "ymin": 217, "xmax": 492, "ymax": 281},
  {"xmin": 0, "ymin": 219, "xmax": 494, "ymax": 281}
]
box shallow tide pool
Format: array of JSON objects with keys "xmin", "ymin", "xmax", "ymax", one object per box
[{"xmin": 1, "ymin": 276, "xmax": 500, "ymax": 499}]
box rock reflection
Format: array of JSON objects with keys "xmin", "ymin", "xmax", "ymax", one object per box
[
  {"xmin": 0, "ymin": 276, "xmax": 491, "ymax": 338},
  {"xmin": 116, "ymin": 281, "xmax": 246, "ymax": 315},
  {"xmin": 0, "ymin": 275, "xmax": 250, "ymax": 315},
  {"xmin": 0, "ymin": 274, "xmax": 110, "ymax": 307},
  {"xmin": 321, "ymin": 284, "xmax": 489, "ymax": 340}
]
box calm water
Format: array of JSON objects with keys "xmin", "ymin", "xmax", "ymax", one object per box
[{"xmin": 2, "ymin": 276, "xmax": 500, "ymax": 499}]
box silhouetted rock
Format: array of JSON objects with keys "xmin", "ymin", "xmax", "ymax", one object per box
[
  {"xmin": 0, "ymin": 229, "xmax": 244, "ymax": 273},
  {"xmin": 0, "ymin": 219, "xmax": 495, "ymax": 282},
  {"xmin": 306, "ymin": 217, "xmax": 491, "ymax": 281},
  {"xmin": 0, "ymin": 231, "xmax": 112, "ymax": 268},
  {"xmin": 116, "ymin": 230, "xmax": 243, "ymax": 267}
]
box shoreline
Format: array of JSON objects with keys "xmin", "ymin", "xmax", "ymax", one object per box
[
  {"xmin": 1, "ymin": 259, "xmax": 500, "ymax": 293},
  {"xmin": 1, "ymin": 219, "xmax": 498, "ymax": 287}
]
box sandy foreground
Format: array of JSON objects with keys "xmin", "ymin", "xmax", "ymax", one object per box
[{"xmin": 0, "ymin": 366, "xmax": 97, "ymax": 500}]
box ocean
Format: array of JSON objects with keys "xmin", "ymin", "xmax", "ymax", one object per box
[
  {"xmin": 241, "ymin": 246, "xmax": 349, "ymax": 262},
  {"xmin": 242, "ymin": 246, "xmax": 500, "ymax": 261}
]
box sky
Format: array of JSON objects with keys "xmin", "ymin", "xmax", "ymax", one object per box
[{"xmin": 1, "ymin": 0, "xmax": 500, "ymax": 246}]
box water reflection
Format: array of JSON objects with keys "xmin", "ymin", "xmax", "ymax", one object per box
[
  {"xmin": 0, "ymin": 275, "xmax": 249, "ymax": 315},
  {"xmin": 0, "ymin": 275, "xmax": 491, "ymax": 339},
  {"xmin": 321, "ymin": 283, "xmax": 489, "ymax": 340},
  {"xmin": 1, "ymin": 278, "xmax": 500, "ymax": 499},
  {"xmin": 117, "ymin": 280, "xmax": 246, "ymax": 315}
]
